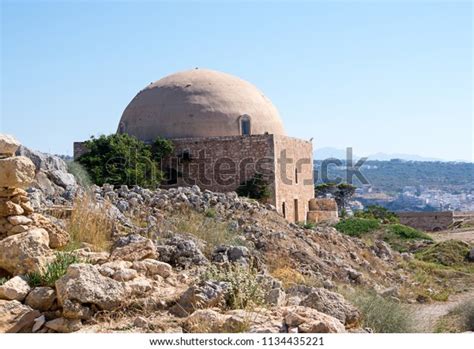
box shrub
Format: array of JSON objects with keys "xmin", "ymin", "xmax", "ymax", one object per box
[
  {"xmin": 354, "ymin": 205, "xmax": 399, "ymax": 223},
  {"xmin": 78, "ymin": 134, "xmax": 173, "ymax": 188},
  {"xmin": 0, "ymin": 277, "xmax": 8, "ymax": 286},
  {"xmin": 66, "ymin": 193, "xmax": 114, "ymax": 251},
  {"xmin": 386, "ymin": 224, "xmax": 432, "ymax": 240},
  {"xmin": 236, "ymin": 174, "xmax": 270, "ymax": 202},
  {"xmin": 334, "ymin": 218, "xmax": 380, "ymax": 237},
  {"xmin": 27, "ymin": 252, "xmax": 80, "ymax": 287},
  {"xmin": 202, "ymin": 264, "xmax": 265, "ymax": 310},
  {"xmin": 416, "ymin": 240, "xmax": 471, "ymax": 266},
  {"xmin": 436, "ymin": 299, "xmax": 474, "ymax": 332},
  {"xmin": 348, "ymin": 289, "xmax": 415, "ymax": 333}
]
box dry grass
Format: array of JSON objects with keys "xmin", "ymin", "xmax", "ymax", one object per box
[
  {"xmin": 159, "ymin": 205, "xmax": 243, "ymax": 257},
  {"xmin": 66, "ymin": 193, "xmax": 114, "ymax": 251}
]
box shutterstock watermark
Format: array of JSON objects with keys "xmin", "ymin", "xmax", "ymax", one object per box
[{"xmin": 99, "ymin": 147, "xmax": 369, "ymax": 187}]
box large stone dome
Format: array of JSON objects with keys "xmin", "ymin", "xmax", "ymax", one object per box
[{"xmin": 118, "ymin": 68, "xmax": 286, "ymax": 141}]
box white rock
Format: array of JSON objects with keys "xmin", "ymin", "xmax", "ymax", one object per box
[
  {"xmin": 32, "ymin": 315, "xmax": 45, "ymax": 332},
  {"xmin": 0, "ymin": 276, "xmax": 31, "ymax": 301},
  {"xmin": 0, "ymin": 134, "xmax": 20, "ymax": 156}
]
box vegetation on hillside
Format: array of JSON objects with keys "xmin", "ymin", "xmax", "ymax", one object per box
[
  {"xmin": 236, "ymin": 174, "xmax": 271, "ymax": 202},
  {"xmin": 346, "ymin": 289, "xmax": 415, "ymax": 333},
  {"xmin": 77, "ymin": 134, "xmax": 173, "ymax": 188},
  {"xmin": 435, "ymin": 299, "xmax": 474, "ymax": 333},
  {"xmin": 27, "ymin": 252, "xmax": 81, "ymax": 287},
  {"xmin": 416, "ymin": 240, "xmax": 471, "ymax": 267}
]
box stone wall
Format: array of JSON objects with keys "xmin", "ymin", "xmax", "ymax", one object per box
[
  {"xmin": 73, "ymin": 134, "xmax": 315, "ymax": 223},
  {"xmin": 397, "ymin": 211, "xmax": 454, "ymax": 232},
  {"xmin": 162, "ymin": 135, "xmax": 276, "ymax": 198},
  {"xmin": 273, "ymin": 135, "xmax": 314, "ymax": 223},
  {"xmin": 73, "ymin": 142, "xmax": 88, "ymax": 160},
  {"xmin": 307, "ymin": 198, "xmax": 339, "ymax": 224}
]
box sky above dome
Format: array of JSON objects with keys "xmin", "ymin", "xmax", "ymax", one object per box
[{"xmin": 1, "ymin": 1, "xmax": 472, "ymax": 161}]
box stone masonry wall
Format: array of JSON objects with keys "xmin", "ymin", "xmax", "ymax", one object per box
[
  {"xmin": 397, "ymin": 211, "xmax": 454, "ymax": 232},
  {"xmin": 273, "ymin": 135, "xmax": 314, "ymax": 223},
  {"xmin": 162, "ymin": 135, "xmax": 276, "ymax": 199}
]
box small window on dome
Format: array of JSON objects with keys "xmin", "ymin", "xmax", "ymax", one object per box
[{"xmin": 240, "ymin": 115, "xmax": 251, "ymax": 136}]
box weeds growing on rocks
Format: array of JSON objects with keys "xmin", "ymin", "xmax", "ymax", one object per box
[
  {"xmin": 201, "ymin": 264, "xmax": 265, "ymax": 310},
  {"xmin": 347, "ymin": 289, "xmax": 415, "ymax": 333},
  {"xmin": 26, "ymin": 252, "xmax": 80, "ymax": 287},
  {"xmin": 66, "ymin": 193, "xmax": 114, "ymax": 251}
]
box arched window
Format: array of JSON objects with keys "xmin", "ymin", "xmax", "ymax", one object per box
[{"xmin": 239, "ymin": 115, "xmax": 251, "ymax": 136}]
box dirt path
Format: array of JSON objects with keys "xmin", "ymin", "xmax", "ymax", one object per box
[{"xmin": 411, "ymin": 290, "xmax": 474, "ymax": 332}]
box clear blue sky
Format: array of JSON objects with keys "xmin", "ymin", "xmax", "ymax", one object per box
[{"xmin": 1, "ymin": 1, "xmax": 472, "ymax": 161}]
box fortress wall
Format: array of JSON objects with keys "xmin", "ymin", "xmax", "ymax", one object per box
[
  {"xmin": 397, "ymin": 211, "xmax": 454, "ymax": 231},
  {"xmin": 163, "ymin": 135, "xmax": 276, "ymax": 198},
  {"xmin": 273, "ymin": 135, "xmax": 314, "ymax": 223}
]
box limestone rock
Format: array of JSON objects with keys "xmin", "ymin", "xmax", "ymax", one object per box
[
  {"xmin": 298, "ymin": 287, "xmax": 361, "ymax": 327},
  {"xmin": 32, "ymin": 315, "xmax": 46, "ymax": 332},
  {"xmin": 25, "ymin": 287, "xmax": 56, "ymax": 311},
  {"xmin": 0, "ymin": 200, "xmax": 24, "ymax": 217},
  {"xmin": 0, "ymin": 156, "xmax": 36, "ymax": 188},
  {"xmin": 0, "ymin": 299, "xmax": 40, "ymax": 333},
  {"xmin": 283, "ymin": 306, "xmax": 346, "ymax": 333},
  {"xmin": 183, "ymin": 309, "xmax": 227, "ymax": 333},
  {"xmin": 170, "ymin": 280, "xmax": 229, "ymax": 317},
  {"xmin": 45, "ymin": 317, "xmax": 82, "ymax": 333},
  {"xmin": 7, "ymin": 215, "xmax": 32, "ymax": 226},
  {"xmin": 110, "ymin": 237, "xmax": 157, "ymax": 261},
  {"xmin": 132, "ymin": 259, "xmax": 173, "ymax": 278},
  {"xmin": 0, "ymin": 228, "xmax": 53, "ymax": 275},
  {"xmin": 55, "ymin": 263, "xmax": 127, "ymax": 311},
  {"xmin": 0, "ymin": 276, "xmax": 31, "ymax": 302},
  {"xmin": 0, "ymin": 134, "xmax": 20, "ymax": 156},
  {"xmin": 62, "ymin": 299, "xmax": 93, "ymax": 320},
  {"xmin": 155, "ymin": 236, "xmax": 208, "ymax": 269},
  {"xmin": 30, "ymin": 213, "xmax": 70, "ymax": 249},
  {"xmin": 212, "ymin": 245, "xmax": 250, "ymax": 265},
  {"xmin": 125, "ymin": 277, "xmax": 153, "ymax": 297}
]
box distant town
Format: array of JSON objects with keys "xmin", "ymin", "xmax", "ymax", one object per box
[{"xmin": 314, "ymin": 159, "xmax": 474, "ymax": 212}]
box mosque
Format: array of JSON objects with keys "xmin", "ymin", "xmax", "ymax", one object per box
[{"xmin": 75, "ymin": 68, "xmax": 336, "ymax": 223}]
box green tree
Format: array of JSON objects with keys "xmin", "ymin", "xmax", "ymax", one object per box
[
  {"xmin": 236, "ymin": 173, "xmax": 271, "ymax": 202},
  {"xmin": 78, "ymin": 134, "xmax": 173, "ymax": 188},
  {"xmin": 314, "ymin": 182, "xmax": 356, "ymax": 214}
]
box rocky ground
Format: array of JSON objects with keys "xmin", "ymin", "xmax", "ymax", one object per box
[{"xmin": 1, "ymin": 134, "xmax": 473, "ymax": 333}]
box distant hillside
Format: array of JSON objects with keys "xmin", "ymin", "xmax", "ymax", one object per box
[
  {"xmin": 314, "ymin": 147, "xmax": 453, "ymax": 162},
  {"xmin": 314, "ymin": 159, "xmax": 474, "ymax": 194}
]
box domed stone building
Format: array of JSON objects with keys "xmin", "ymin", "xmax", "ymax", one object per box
[{"xmin": 75, "ymin": 68, "xmax": 318, "ymax": 222}]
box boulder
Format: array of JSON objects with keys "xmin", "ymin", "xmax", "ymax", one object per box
[
  {"xmin": 55, "ymin": 264, "xmax": 127, "ymax": 311},
  {"xmin": 0, "ymin": 200, "xmax": 24, "ymax": 217},
  {"xmin": 283, "ymin": 306, "xmax": 346, "ymax": 333},
  {"xmin": 32, "ymin": 314, "xmax": 46, "ymax": 332},
  {"xmin": 212, "ymin": 245, "xmax": 250, "ymax": 265},
  {"xmin": 156, "ymin": 236, "xmax": 208, "ymax": 269},
  {"xmin": 0, "ymin": 228, "xmax": 53, "ymax": 275},
  {"xmin": 62, "ymin": 299, "xmax": 93, "ymax": 320},
  {"xmin": 7, "ymin": 215, "xmax": 32, "ymax": 226},
  {"xmin": 132, "ymin": 259, "xmax": 173, "ymax": 278},
  {"xmin": 30, "ymin": 213, "xmax": 70, "ymax": 249},
  {"xmin": 25, "ymin": 287, "xmax": 56, "ymax": 311},
  {"xmin": 110, "ymin": 237, "xmax": 157, "ymax": 261},
  {"xmin": 0, "ymin": 156, "xmax": 36, "ymax": 188},
  {"xmin": 170, "ymin": 280, "xmax": 229, "ymax": 317},
  {"xmin": 45, "ymin": 317, "xmax": 82, "ymax": 333},
  {"xmin": 0, "ymin": 134, "xmax": 20, "ymax": 156},
  {"xmin": 183, "ymin": 309, "xmax": 227, "ymax": 333},
  {"xmin": 0, "ymin": 276, "xmax": 31, "ymax": 302},
  {"xmin": 298, "ymin": 287, "xmax": 361, "ymax": 327},
  {"xmin": 0, "ymin": 299, "xmax": 40, "ymax": 333}
]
